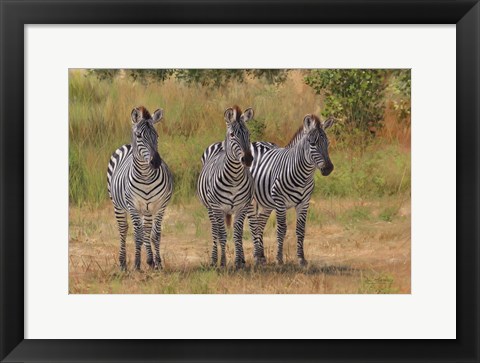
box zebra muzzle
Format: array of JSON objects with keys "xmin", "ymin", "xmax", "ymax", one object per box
[
  {"xmin": 321, "ymin": 162, "xmax": 334, "ymax": 176},
  {"xmin": 241, "ymin": 153, "xmax": 253, "ymax": 167},
  {"xmin": 150, "ymin": 152, "xmax": 162, "ymax": 169}
]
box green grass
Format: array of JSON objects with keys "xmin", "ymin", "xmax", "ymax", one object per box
[
  {"xmin": 358, "ymin": 273, "xmax": 398, "ymax": 294},
  {"xmin": 313, "ymin": 142, "xmax": 410, "ymax": 199},
  {"xmin": 379, "ymin": 206, "xmax": 399, "ymax": 222},
  {"xmin": 341, "ymin": 205, "xmax": 373, "ymax": 224}
]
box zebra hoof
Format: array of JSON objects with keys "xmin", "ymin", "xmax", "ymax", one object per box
[
  {"xmin": 235, "ymin": 261, "xmax": 246, "ymax": 270},
  {"xmin": 276, "ymin": 259, "xmax": 284, "ymax": 266},
  {"xmin": 254, "ymin": 256, "xmax": 267, "ymax": 266},
  {"xmin": 299, "ymin": 258, "xmax": 308, "ymax": 267}
]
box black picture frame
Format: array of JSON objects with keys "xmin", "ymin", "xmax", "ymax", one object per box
[{"xmin": 1, "ymin": 1, "xmax": 478, "ymax": 362}]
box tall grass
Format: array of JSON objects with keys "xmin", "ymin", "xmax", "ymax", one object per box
[
  {"xmin": 313, "ymin": 142, "xmax": 410, "ymax": 198},
  {"xmin": 69, "ymin": 69, "xmax": 410, "ymax": 207}
]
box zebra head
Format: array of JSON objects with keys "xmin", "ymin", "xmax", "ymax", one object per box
[
  {"xmin": 131, "ymin": 106, "xmax": 163, "ymax": 169},
  {"xmin": 224, "ymin": 106, "xmax": 254, "ymax": 167},
  {"xmin": 303, "ymin": 114, "xmax": 335, "ymax": 176}
]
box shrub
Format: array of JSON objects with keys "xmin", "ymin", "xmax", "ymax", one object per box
[
  {"xmin": 247, "ymin": 117, "xmax": 267, "ymax": 142},
  {"xmin": 304, "ymin": 69, "xmax": 388, "ymax": 134},
  {"xmin": 387, "ymin": 69, "xmax": 411, "ymax": 121}
]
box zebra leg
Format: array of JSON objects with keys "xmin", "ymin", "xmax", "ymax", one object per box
[
  {"xmin": 247, "ymin": 206, "xmax": 260, "ymax": 262},
  {"xmin": 275, "ymin": 205, "xmax": 288, "ymax": 265},
  {"xmin": 233, "ymin": 210, "xmax": 247, "ymax": 269},
  {"xmin": 151, "ymin": 208, "xmax": 166, "ymax": 270},
  {"xmin": 207, "ymin": 209, "xmax": 219, "ymax": 266},
  {"xmin": 248, "ymin": 206, "xmax": 271, "ymax": 265},
  {"xmin": 114, "ymin": 207, "xmax": 128, "ymax": 270},
  {"xmin": 143, "ymin": 214, "xmax": 154, "ymax": 268},
  {"xmin": 295, "ymin": 203, "xmax": 310, "ymax": 267},
  {"xmin": 214, "ymin": 211, "xmax": 228, "ymax": 267},
  {"xmin": 129, "ymin": 209, "xmax": 144, "ymax": 270}
]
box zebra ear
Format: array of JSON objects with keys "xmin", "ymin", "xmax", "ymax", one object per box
[
  {"xmin": 322, "ymin": 116, "xmax": 335, "ymax": 130},
  {"xmin": 303, "ymin": 114, "xmax": 315, "ymax": 132},
  {"xmin": 224, "ymin": 107, "xmax": 235, "ymax": 124},
  {"xmin": 152, "ymin": 109, "xmax": 164, "ymax": 124},
  {"xmin": 131, "ymin": 108, "xmax": 142, "ymax": 124},
  {"xmin": 241, "ymin": 108, "xmax": 254, "ymax": 123}
]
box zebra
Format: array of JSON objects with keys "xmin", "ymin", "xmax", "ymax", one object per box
[
  {"xmin": 197, "ymin": 106, "xmax": 255, "ymax": 268},
  {"xmin": 107, "ymin": 106, "xmax": 173, "ymax": 270},
  {"xmin": 248, "ymin": 114, "xmax": 334, "ymax": 266}
]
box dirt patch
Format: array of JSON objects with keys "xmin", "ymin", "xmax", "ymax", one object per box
[{"xmin": 69, "ymin": 198, "xmax": 410, "ymax": 294}]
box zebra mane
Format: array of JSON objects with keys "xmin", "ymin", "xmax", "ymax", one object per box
[
  {"xmin": 136, "ymin": 106, "xmax": 151, "ymax": 120},
  {"xmin": 285, "ymin": 114, "xmax": 322, "ymax": 148},
  {"xmin": 232, "ymin": 105, "xmax": 242, "ymax": 122}
]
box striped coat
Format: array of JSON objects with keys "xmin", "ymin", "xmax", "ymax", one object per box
[
  {"xmin": 203, "ymin": 114, "xmax": 334, "ymax": 266},
  {"xmin": 248, "ymin": 114, "xmax": 334, "ymax": 265},
  {"xmin": 108, "ymin": 106, "xmax": 173, "ymax": 270},
  {"xmin": 197, "ymin": 106, "xmax": 255, "ymax": 268}
]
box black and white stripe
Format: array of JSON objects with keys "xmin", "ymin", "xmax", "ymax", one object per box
[
  {"xmin": 247, "ymin": 114, "xmax": 334, "ymax": 266},
  {"xmin": 107, "ymin": 106, "xmax": 173, "ymax": 270},
  {"xmin": 197, "ymin": 106, "xmax": 255, "ymax": 268}
]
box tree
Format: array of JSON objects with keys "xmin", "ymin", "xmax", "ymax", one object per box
[
  {"xmin": 174, "ymin": 69, "xmax": 245, "ymax": 88},
  {"xmin": 246, "ymin": 69, "xmax": 289, "ymax": 85},
  {"xmin": 127, "ymin": 69, "xmax": 175, "ymax": 84},
  {"xmin": 87, "ymin": 69, "xmax": 291, "ymax": 88}
]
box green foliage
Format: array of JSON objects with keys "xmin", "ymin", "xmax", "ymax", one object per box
[
  {"xmin": 127, "ymin": 69, "xmax": 175, "ymax": 85},
  {"xmin": 392, "ymin": 69, "xmax": 411, "ymax": 99},
  {"xmin": 175, "ymin": 69, "xmax": 290, "ymax": 88},
  {"xmin": 304, "ymin": 69, "xmax": 388, "ymax": 133},
  {"xmin": 388, "ymin": 69, "xmax": 411, "ymax": 120},
  {"xmin": 175, "ymin": 69, "xmax": 245, "ymax": 88},
  {"xmin": 246, "ymin": 69, "xmax": 290, "ymax": 85},
  {"xmin": 87, "ymin": 69, "xmax": 120, "ymax": 82},
  {"xmin": 247, "ymin": 117, "xmax": 267, "ymax": 142},
  {"xmin": 88, "ymin": 69, "xmax": 175, "ymax": 85},
  {"xmin": 86, "ymin": 69, "xmax": 291, "ymax": 89}
]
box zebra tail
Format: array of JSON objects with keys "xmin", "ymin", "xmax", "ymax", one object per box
[{"xmin": 225, "ymin": 214, "xmax": 232, "ymax": 228}]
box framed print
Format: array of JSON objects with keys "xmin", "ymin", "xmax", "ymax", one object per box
[{"xmin": 1, "ymin": 0, "xmax": 479, "ymax": 362}]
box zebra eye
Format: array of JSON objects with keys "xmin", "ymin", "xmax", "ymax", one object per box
[
  {"xmin": 230, "ymin": 132, "xmax": 235, "ymax": 137},
  {"xmin": 135, "ymin": 132, "xmax": 141, "ymax": 138}
]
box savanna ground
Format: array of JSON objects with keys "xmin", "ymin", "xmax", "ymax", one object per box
[{"xmin": 69, "ymin": 69, "xmax": 411, "ymax": 294}]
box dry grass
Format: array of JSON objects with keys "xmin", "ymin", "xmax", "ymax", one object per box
[
  {"xmin": 378, "ymin": 101, "xmax": 411, "ymax": 147},
  {"xmin": 69, "ymin": 196, "xmax": 410, "ymax": 294}
]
